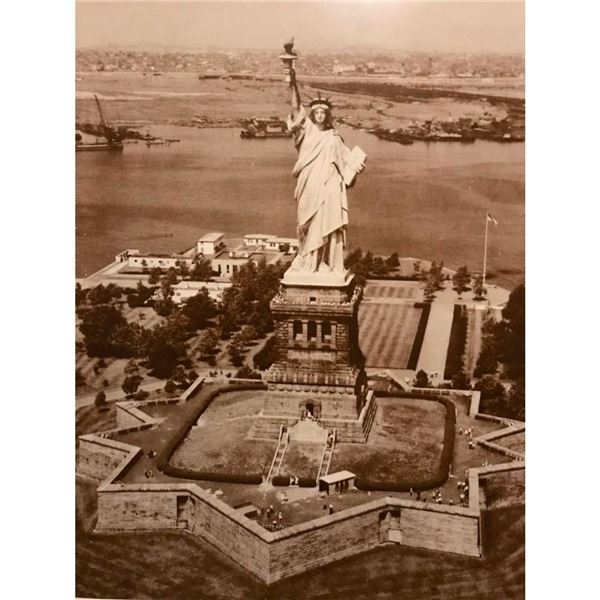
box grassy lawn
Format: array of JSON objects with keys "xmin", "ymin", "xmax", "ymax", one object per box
[
  {"xmin": 76, "ymin": 476, "xmax": 524, "ymax": 599},
  {"xmin": 279, "ymin": 441, "xmax": 323, "ymax": 479},
  {"xmin": 329, "ymin": 397, "xmax": 445, "ymax": 482},
  {"xmin": 495, "ymin": 431, "xmax": 525, "ymax": 454},
  {"xmin": 76, "ymin": 405, "xmax": 117, "ymax": 438},
  {"xmin": 483, "ymin": 470, "xmax": 525, "ymax": 509},
  {"xmin": 171, "ymin": 391, "xmax": 276, "ymax": 475},
  {"xmin": 76, "ymin": 354, "xmax": 130, "ymax": 397},
  {"xmin": 359, "ymin": 302, "xmax": 422, "ymax": 369}
]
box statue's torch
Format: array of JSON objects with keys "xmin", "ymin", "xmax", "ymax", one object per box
[{"xmin": 279, "ymin": 37, "xmax": 297, "ymax": 84}]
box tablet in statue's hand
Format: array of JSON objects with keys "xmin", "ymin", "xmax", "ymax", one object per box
[{"xmin": 342, "ymin": 146, "xmax": 367, "ymax": 186}]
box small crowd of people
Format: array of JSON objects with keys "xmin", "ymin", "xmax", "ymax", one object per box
[
  {"xmin": 457, "ymin": 479, "xmax": 469, "ymax": 506},
  {"xmin": 260, "ymin": 504, "xmax": 285, "ymax": 530},
  {"xmin": 458, "ymin": 426, "xmax": 477, "ymax": 449}
]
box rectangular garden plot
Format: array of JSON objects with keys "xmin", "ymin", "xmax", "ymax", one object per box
[{"xmin": 359, "ymin": 303, "xmax": 423, "ymax": 368}]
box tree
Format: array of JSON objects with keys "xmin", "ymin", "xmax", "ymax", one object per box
[
  {"xmin": 182, "ymin": 289, "xmax": 217, "ymax": 330},
  {"xmin": 240, "ymin": 324, "xmax": 258, "ymax": 345},
  {"xmin": 235, "ymin": 366, "xmax": 262, "ymax": 380},
  {"xmin": 159, "ymin": 277, "xmax": 174, "ymax": 302},
  {"xmin": 147, "ymin": 343, "xmax": 179, "ymax": 378},
  {"xmin": 385, "ymin": 252, "xmax": 400, "ymax": 269},
  {"xmin": 190, "ymin": 257, "xmax": 214, "ymax": 281},
  {"xmin": 198, "ymin": 328, "xmax": 220, "ymax": 358},
  {"xmin": 371, "ymin": 256, "xmax": 388, "ymax": 277},
  {"xmin": 278, "ymin": 242, "xmax": 290, "ymax": 253},
  {"xmin": 451, "ymin": 370, "xmax": 470, "ymax": 390},
  {"xmin": 473, "ymin": 375, "xmax": 505, "ymax": 401},
  {"xmin": 495, "ymin": 283, "xmax": 525, "ymax": 379},
  {"xmin": 428, "ymin": 261, "xmax": 445, "ymax": 290},
  {"xmin": 171, "ymin": 365, "xmax": 188, "ymax": 387},
  {"xmin": 474, "ymin": 340, "xmax": 498, "ymax": 377},
  {"xmin": 472, "ymin": 274, "xmax": 487, "ymax": 300},
  {"xmin": 122, "ymin": 375, "xmax": 142, "ymax": 396},
  {"xmin": 413, "ymin": 261, "xmax": 422, "ymax": 279},
  {"xmin": 164, "ymin": 379, "xmax": 177, "ymax": 395},
  {"xmin": 80, "ymin": 305, "xmax": 127, "ymax": 356},
  {"xmin": 413, "ymin": 369, "xmax": 430, "ymax": 388},
  {"xmin": 133, "ymin": 389, "xmax": 150, "ymax": 401},
  {"xmin": 127, "ymin": 293, "xmax": 141, "ymax": 309},
  {"xmin": 176, "ymin": 259, "xmax": 190, "ymax": 279},
  {"xmin": 76, "ymin": 283, "xmax": 87, "ymax": 307},
  {"xmin": 163, "ymin": 311, "xmax": 191, "ymax": 344},
  {"xmin": 94, "ymin": 390, "xmax": 107, "ymax": 410},
  {"xmin": 163, "ymin": 267, "xmax": 179, "ymax": 287},
  {"xmin": 507, "ymin": 377, "xmax": 525, "ymax": 421},
  {"xmin": 452, "ymin": 266, "xmax": 471, "ymax": 298},
  {"xmin": 141, "ymin": 258, "xmax": 148, "ymax": 273},
  {"xmin": 344, "ymin": 247, "xmax": 363, "ymax": 268},
  {"xmin": 423, "ymin": 279, "xmax": 437, "ymax": 302},
  {"xmin": 227, "ymin": 334, "xmax": 245, "ymax": 367},
  {"xmin": 124, "ymin": 359, "xmax": 140, "ymax": 376},
  {"xmin": 87, "ymin": 284, "xmax": 113, "ymax": 305},
  {"xmin": 154, "ymin": 298, "xmax": 175, "ymax": 317},
  {"xmin": 136, "ymin": 281, "xmax": 153, "ymax": 305},
  {"xmin": 148, "ymin": 267, "xmax": 162, "ymax": 285}
]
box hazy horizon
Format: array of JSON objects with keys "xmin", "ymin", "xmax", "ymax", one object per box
[{"xmin": 76, "ymin": 1, "xmax": 525, "ymax": 54}]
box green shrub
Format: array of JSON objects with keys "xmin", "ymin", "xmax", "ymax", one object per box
[
  {"xmin": 444, "ymin": 305, "xmax": 468, "ymax": 380},
  {"xmin": 407, "ymin": 303, "xmax": 431, "ymax": 369}
]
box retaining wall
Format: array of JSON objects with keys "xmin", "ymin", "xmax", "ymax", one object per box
[
  {"xmin": 116, "ymin": 402, "xmax": 156, "ymax": 429},
  {"xmin": 92, "ymin": 471, "xmax": 482, "ymax": 584},
  {"xmin": 77, "ymin": 435, "xmax": 138, "ymax": 481}
]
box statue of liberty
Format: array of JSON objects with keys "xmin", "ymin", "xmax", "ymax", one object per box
[{"xmin": 281, "ymin": 40, "xmax": 366, "ymax": 275}]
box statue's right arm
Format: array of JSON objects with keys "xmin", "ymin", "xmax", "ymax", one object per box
[{"xmin": 289, "ymin": 71, "xmax": 301, "ymax": 119}]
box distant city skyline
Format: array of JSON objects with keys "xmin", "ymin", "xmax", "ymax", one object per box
[{"xmin": 76, "ymin": 1, "xmax": 525, "ymax": 54}]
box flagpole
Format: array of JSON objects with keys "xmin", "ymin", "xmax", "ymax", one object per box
[{"xmin": 483, "ymin": 214, "xmax": 489, "ymax": 287}]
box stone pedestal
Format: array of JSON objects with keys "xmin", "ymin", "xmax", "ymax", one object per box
[{"xmin": 259, "ymin": 269, "xmax": 375, "ymax": 442}]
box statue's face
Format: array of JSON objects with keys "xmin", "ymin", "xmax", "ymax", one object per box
[{"xmin": 313, "ymin": 107, "xmax": 327, "ymax": 124}]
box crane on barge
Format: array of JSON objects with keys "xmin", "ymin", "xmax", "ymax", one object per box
[{"xmin": 76, "ymin": 95, "xmax": 124, "ymax": 152}]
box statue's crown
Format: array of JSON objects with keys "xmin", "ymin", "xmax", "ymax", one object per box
[{"xmin": 309, "ymin": 93, "xmax": 333, "ymax": 111}]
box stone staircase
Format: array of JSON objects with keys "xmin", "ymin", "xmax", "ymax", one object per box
[
  {"xmin": 316, "ymin": 428, "xmax": 336, "ymax": 481},
  {"xmin": 266, "ymin": 427, "xmax": 289, "ymax": 483}
]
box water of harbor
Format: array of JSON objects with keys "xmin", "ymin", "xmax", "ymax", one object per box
[{"xmin": 76, "ymin": 125, "xmax": 524, "ymax": 289}]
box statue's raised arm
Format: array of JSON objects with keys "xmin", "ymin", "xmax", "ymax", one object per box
[{"xmin": 279, "ymin": 37, "xmax": 300, "ymax": 119}]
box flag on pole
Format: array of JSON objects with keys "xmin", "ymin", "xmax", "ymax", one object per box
[{"xmin": 487, "ymin": 212, "xmax": 498, "ymax": 226}]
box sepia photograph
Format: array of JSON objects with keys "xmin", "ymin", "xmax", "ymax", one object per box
[{"xmin": 73, "ymin": 1, "xmax": 526, "ymax": 598}]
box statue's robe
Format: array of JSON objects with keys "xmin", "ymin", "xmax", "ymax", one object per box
[{"xmin": 287, "ymin": 106, "xmax": 351, "ymax": 272}]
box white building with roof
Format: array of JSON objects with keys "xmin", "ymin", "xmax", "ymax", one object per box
[
  {"xmin": 171, "ymin": 280, "xmax": 232, "ymax": 304},
  {"xmin": 196, "ymin": 232, "xmax": 225, "ymax": 256}
]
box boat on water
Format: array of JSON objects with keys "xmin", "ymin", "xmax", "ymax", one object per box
[
  {"xmin": 370, "ymin": 128, "xmax": 414, "ymax": 145},
  {"xmin": 76, "ymin": 139, "xmax": 123, "ymax": 152},
  {"xmin": 240, "ymin": 117, "xmax": 291, "ymax": 139}
]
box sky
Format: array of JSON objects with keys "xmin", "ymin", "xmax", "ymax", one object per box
[{"xmin": 76, "ymin": 1, "xmax": 525, "ymax": 54}]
